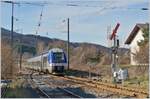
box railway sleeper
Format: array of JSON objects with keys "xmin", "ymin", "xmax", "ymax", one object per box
[{"xmin": 69, "ymin": 78, "xmax": 147, "ymax": 98}]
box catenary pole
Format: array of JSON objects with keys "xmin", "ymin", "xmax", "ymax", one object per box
[
  {"xmin": 11, "ymin": 2, "xmax": 14, "ymax": 78},
  {"xmin": 67, "ymin": 18, "xmax": 70, "ymax": 70}
]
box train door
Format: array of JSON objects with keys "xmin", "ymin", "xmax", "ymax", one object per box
[{"xmin": 43, "ymin": 56, "xmax": 47, "ymax": 72}]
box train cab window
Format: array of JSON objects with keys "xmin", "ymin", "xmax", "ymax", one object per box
[{"xmin": 53, "ymin": 52, "xmax": 64, "ymax": 63}]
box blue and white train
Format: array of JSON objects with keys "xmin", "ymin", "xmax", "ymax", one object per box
[{"xmin": 27, "ymin": 48, "xmax": 67, "ymax": 74}]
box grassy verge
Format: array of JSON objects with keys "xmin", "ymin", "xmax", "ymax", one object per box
[
  {"xmin": 123, "ymin": 75, "xmax": 149, "ymax": 91},
  {"xmin": 64, "ymin": 68, "xmax": 149, "ymax": 91}
]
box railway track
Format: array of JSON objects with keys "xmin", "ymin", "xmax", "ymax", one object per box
[
  {"xmin": 37, "ymin": 86, "xmax": 81, "ymax": 98},
  {"xmin": 26, "ymin": 69, "xmax": 149, "ymax": 98},
  {"xmin": 28, "ymin": 71, "xmax": 82, "ymax": 98},
  {"xmin": 57, "ymin": 87, "xmax": 82, "ymax": 98},
  {"xmin": 36, "ymin": 87, "xmax": 51, "ymax": 98},
  {"xmin": 49, "ymin": 75, "xmax": 149, "ymax": 98}
]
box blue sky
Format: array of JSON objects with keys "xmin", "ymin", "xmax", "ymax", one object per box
[{"xmin": 1, "ymin": 0, "xmax": 149, "ymax": 47}]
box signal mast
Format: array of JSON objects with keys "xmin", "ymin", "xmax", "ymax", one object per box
[{"xmin": 109, "ymin": 23, "xmax": 120, "ymax": 83}]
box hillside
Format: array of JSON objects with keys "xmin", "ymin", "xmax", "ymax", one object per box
[{"xmin": 1, "ymin": 27, "xmax": 130, "ymax": 71}]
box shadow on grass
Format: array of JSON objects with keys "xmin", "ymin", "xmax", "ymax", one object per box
[
  {"xmin": 2, "ymin": 86, "xmax": 40, "ymax": 98},
  {"xmin": 63, "ymin": 87, "xmax": 97, "ymax": 98},
  {"xmin": 3, "ymin": 85, "xmax": 97, "ymax": 98},
  {"xmin": 64, "ymin": 69, "xmax": 100, "ymax": 78}
]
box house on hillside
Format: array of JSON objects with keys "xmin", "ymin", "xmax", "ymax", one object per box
[{"xmin": 125, "ymin": 23, "xmax": 149, "ymax": 65}]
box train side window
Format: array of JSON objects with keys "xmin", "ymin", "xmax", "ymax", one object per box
[
  {"xmin": 61, "ymin": 53, "xmax": 64, "ymax": 60},
  {"xmin": 43, "ymin": 57, "xmax": 47, "ymax": 63}
]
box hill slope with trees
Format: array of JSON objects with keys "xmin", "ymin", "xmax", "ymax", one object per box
[{"xmin": 1, "ymin": 27, "xmax": 130, "ymax": 78}]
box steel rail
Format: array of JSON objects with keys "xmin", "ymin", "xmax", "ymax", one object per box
[
  {"xmin": 62, "ymin": 76, "xmax": 149, "ymax": 98},
  {"xmin": 57, "ymin": 87, "xmax": 82, "ymax": 98},
  {"xmin": 36, "ymin": 87, "xmax": 51, "ymax": 98},
  {"xmin": 28, "ymin": 71, "xmax": 51, "ymax": 98},
  {"xmin": 67, "ymin": 76, "xmax": 148, "ymax": 94}
]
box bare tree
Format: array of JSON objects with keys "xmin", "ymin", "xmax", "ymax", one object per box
[
  {"xmin": 37, "ymin": 41, "xmax": 45, "ymax": 54},
  {"xmin": 134, "ymin": 43, "xmax": 149, "ymax": 64},
  {"xmin": 135, "ymin": 28, "xmax": 149, "ymax": 64},
  {"xmin": 1, "ymin": 40, "xmax": 18, "ymax": 79}
]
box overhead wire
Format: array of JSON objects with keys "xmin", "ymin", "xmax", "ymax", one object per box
[
  {"xmin": 9, "ymin": 0, "xmax": 117, "ymax": 19},
  {"xmin": 2, "ymin": 1, "xmax": 146, "ymax": 42},
  {"xmin": 44, "ymin": 1, "xmax": 115, "ymax": 35},
  {"xmin": 44, "ymin": 1, "xmax": 112, "ymax": 35}
]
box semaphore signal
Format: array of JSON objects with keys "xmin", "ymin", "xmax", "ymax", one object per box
[
  {"xmin": 109, "ymin": 23, "xmax": 120, "ymax": 84},
  {"xmin": 109, "ymin": 23, "xmax": 120, "ymax": 40}
]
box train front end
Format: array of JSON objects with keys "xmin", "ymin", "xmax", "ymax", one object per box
[{"xmin": 47, "ymin": 48, "xmax": 67, "ymax": 74}]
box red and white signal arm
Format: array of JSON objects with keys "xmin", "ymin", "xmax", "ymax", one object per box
[{"xmin": 109, "ymin": 23, "xmax": 120, "ymax": 40}]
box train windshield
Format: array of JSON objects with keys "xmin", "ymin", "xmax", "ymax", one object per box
[{"xmin": 53, "ymin": 52, "xmax": 64, "ymax": 63}]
